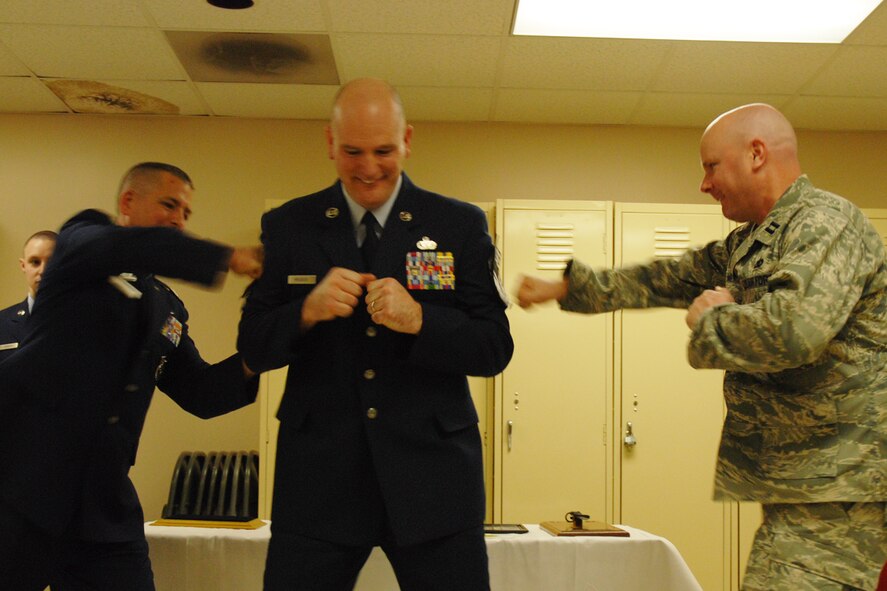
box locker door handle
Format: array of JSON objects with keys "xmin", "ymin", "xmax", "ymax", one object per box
[
  {"xmin": 507, "ymin": 420, "xmax": 513, "ymax": 451},
  {"xmin": 623, "ymin": 422, "xmax": 637, "ymax": 449}
]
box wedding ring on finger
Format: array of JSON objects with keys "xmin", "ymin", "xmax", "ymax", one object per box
[{"xmin": 370, "ymin": 300, "xmax": 376, "ymax": 313}]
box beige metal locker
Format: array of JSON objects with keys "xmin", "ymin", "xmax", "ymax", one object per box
[
  {"xmin": 259, "ymin": 367, "xmax": 285, "ymax": 519},
  {"xmin": 614, "ymin": 203, "xmax": 732, "ymax": 591},
  {"xmin": 495, "ymin": 199, "xmax": 613, "ymax": 524}
]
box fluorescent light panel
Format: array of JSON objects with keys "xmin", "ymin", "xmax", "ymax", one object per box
[{"xmin": 512, "ymin": 0, "xmax": 884, "ymax": 43}]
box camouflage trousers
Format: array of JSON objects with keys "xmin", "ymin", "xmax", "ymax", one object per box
[{"xmin": 743, "ymin": 502, "xmax": 887, "ymax": 591}]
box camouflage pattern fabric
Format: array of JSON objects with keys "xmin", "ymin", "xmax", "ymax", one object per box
[
  {"xmin": 560, "ymin": 175, "xmax": 887, "ymax": 503},
  {"xmin": 742, "ymin": 502, "xmax": 886, "ymax": 590}
]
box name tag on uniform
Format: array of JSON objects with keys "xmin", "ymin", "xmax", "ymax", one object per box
[
  {"xmin": 161, "ymin": 315, "xmax": 182, "ymax": 347},
  {"xmin": 0, "ymin": 342, "xmax": 18, "ymax": 351},
  {"xmin": 406, "ymin": 252, "xmax": 455, "ymax": 290},
  {"xmin": 288, "ymin": 275, "xmax": 317, "ymax": 285}
]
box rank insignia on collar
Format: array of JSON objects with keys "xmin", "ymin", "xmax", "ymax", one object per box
[
  {"xmin": 416, "ymin": 236, "xmax": 437, "ymax": 250},
  {"xmin": 325, "ymin": 207, "xmax": 339, "ymax": 219},
  {"xmin": 399, "ymin": 211, "xmax": 413, "ymax": 222},
  {"xmin": 17, "ymin": 309, "xmax": 25, "ymax": 316}
]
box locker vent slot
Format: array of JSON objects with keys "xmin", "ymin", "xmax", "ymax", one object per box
[
  {"xmin": 653, "ymin": 226, "xmax": 691, "ymax": 259},
  {"xmin": 535, "ymin": 223, "xmax": 575, "ymax": 270}
]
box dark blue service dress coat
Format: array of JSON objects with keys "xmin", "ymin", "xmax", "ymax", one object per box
[
  {"xmin": 238, "ymin": 175, "xmax": 513, "ymax": 547},
  {"xmin": 0, "ymin": 298, "xmax": 28, "ymax": 364},
  {"xmin": 0, "ymin": 209, "xmax": 258, "ymax": 542}
]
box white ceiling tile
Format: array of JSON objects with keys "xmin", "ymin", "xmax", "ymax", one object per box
[
  {"xmin": 844, "ymin": 2, "xmax": 887, "ymax": 45},
  {"xmin": 0, "ymin": 1, "xmax": 885, "ymax": 129},
  {"xmin": 803, "ymin": 46, "xmax": 887, "ymax": 97},
  {"xmin": 144, "ymin": 0, "xmax": 327, "ymax": 33},
  {"xmin": 397, "ymin": 87, "xmax": 493, "ymax": 121},
  {"xmin": 0, "ymin": 25, "xmax": 185, "ymax": 80},
  {"xmin": 783, "ymin": 96, "xmax": 887, "ymax": 130},
  {"xmin": 0, "ymin": 77, "xmax": 68, "ymax": 112},
  {"xmin": 334, "ymin": 34, "xmax": 500, "ymax": 86},
  {"xmin": 326, "ymin": 0, "xmax": 513, "ymax": 35},
  {"xmin": 651, "ymin": 42, "xmax": 838, "ymax": 94},
  {"xmin": 0, "ymin": 0, "xmax": 148, "ymax": 27},
  {"xmin": 499, "ymin": 37, "xmax": 670, "ymax": 90},
  {"xmin": 630, "ymin": 93, "xmax": 792, "ymax": 128},
  {"xmin": 95, "ymin": 80, "xmax": 209, "ymax": 115},
  {"xmin": 0, "ymin": 41, "xmax": 29, "ymax": 75},
  {"xmin": 196, "ymin": 82, "xmax": 337, "ymax": 118},
  {"xmin": 493, "ymin": 88, "xmax": 642, "ymax": 124}
]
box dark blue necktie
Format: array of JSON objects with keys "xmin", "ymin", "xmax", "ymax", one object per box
[{"xmin": 361, "ymin": 211, "xmax": 381, "ymax": 267}]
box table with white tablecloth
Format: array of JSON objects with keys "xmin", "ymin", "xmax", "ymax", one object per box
[{"xmin": 145, "ymin": 522, "xmax": 702, "ymax": 591}]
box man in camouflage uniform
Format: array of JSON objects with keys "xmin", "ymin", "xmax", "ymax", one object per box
[{"xmin": 517, "ymin": 103, "xmax": 887, "ymax": 590}]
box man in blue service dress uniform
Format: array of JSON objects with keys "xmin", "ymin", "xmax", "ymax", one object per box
[
  {"xmin": 238, "ymin": 79, "xmax": 514, "ymax": 591},
  {"xmin": 0, "ymin": 230, "xmax": 56, "ymax": 363},
  {"xmin": 0, "ymin": 162, "xmax": 263, "ymax": 591}
]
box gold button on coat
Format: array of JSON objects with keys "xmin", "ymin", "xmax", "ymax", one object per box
[
  {"xmin": 363, "ymin": 369, "xmax": 376, "ymax": 380},
  {"xmin": 366, "ymin": 407, "xmax": 378, "ymax": 419}
]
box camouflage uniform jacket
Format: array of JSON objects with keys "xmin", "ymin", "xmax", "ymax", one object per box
[{"xmin": 561, "ymin": 175, "xmax": 887, "ymax": 503}]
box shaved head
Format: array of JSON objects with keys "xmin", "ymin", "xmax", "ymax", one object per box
[
  {"xmin": 326, "ymin": 78, "xmax": 413, "ymax": 210},
  {"xmin": 331, "ymin": 78, "xmax": 406, "ymax": 132},
  {"xmin": 699, "ymin": 103, "xmax": 803, "ymax": 224},
  {"xmin": 703, "ymin": 103, "xmax": 798, "ymax": 165}
]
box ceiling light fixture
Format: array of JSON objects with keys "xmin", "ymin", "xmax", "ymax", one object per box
[
  {"xmin": 512, "ymin": 0, "xmax": 884, "ymax": 43},
  {"xmin": 207, "ymin": 0, "xmax": 254, "ymax": 9}
]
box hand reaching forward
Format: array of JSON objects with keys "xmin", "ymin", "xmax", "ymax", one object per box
[
  {"xmin": 229, "ymin": 246, "xmax": 264, "ymax": 279},
  {"xmin": 515, "ymin": 274, "xmax": 568, "ymax": 309}
]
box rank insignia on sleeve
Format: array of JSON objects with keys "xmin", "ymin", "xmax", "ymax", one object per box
[
  {"xmin": 161, "ymin": 314, "xmax": 182, "ymax": 347},
  {"xmin": 406, "ymin": 251, "xmax": 455, "ymax": 290}
]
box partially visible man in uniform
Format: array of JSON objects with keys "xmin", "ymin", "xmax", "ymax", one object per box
[
  {"xmin": 0, "ymin": 230, "xmax": 57, "ymax": 363},
  {"xmin": 238, "ymin": 78, "xmax": 513, "ymax": 591},
  {"xmin": 0, "ymin": 162, "xmax": 263, "ymax": 591},
  {"xmin": 517, "ymin": 104, "xmax": 886, "ymax": 590}
]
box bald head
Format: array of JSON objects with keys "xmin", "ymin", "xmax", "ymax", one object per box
[
  {"xmin": 703, "ymin": 103, "xmax": 799, "ymax": 166},
  {"xmin": 699, "ymin": 103, "xmax": 803, "ymax": 224},
  {"xmin": 326, "ymin": 78, "xmax": 413, "ymax": 210},
  {"xmin": 330, "ymin": 78, "xmax": 406, "ymax": 135}
]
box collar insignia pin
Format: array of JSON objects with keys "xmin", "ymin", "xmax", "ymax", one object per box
[{"xmin": 325, "ymin": 207, "xmax": 339, "ymax": 219}]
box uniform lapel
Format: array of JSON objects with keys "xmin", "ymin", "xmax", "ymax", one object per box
[
  {"xmin": 372, "ymin": 178, "xmax": 424, "ymax": 279},
  {"xmin": 315, "ymin": 185, "xmax": 364, "ymax": 272},
  {"xmin": 138, "ymin": 274, "xmax": 166, "ymax": 346},
  {"xmin": 12, "ymin": 300, "xmax": 29, "ymax": 325}
]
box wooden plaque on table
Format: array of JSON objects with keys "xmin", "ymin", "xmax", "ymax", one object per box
[
  {"xmin": 540, "ymin": 520, "xmax": 630, "ymax": 537},
  {"xmin": 150, "ymin": 518, "xmax": 267, "ymax": 530}
]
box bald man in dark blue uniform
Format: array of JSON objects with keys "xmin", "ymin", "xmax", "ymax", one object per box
[{"xmin": 239, "ymin": 79, "xmax": 513, "ymax": 591}]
